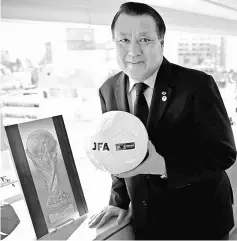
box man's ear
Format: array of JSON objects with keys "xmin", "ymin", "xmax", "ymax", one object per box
[{"xmin": 160, "ymin": 39, "xmax": 164, "ymax": 48}]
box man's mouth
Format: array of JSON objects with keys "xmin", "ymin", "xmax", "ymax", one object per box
[{"xmin": 128, "ymin": 61, "xmax": 143, "ymax": 64}]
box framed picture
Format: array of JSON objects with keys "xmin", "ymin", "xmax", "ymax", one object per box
[{"xmin": 4, "ymin": 115, "xmax": 88, "ymax": 239}]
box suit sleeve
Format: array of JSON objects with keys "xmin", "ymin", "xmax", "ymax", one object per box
[
  {"xmin": 195, "ymin": 76, "xmax": 236, "ymax": 167},
  {"xmin": 98, "ymin": 89, "xmax": 130, "ymax": 209},
  {"xmin": 168, "ymin": 75, "xmax": 236, "ymax": 188}
]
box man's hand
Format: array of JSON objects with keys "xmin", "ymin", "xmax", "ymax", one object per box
[
  {"xmin": 114, "ymin": 140, "xmax": 166, "ymax": 178},
  {"xmin": 88, "ymin": 205, "xmax": 131, "ymax": 228}
]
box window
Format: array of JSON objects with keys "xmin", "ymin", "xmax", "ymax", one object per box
[
  {"xmin": 1, "ymin": 20, "xmax": 236, "ymax": 212},
  {"xmin": 1, "ymin": 20, "xmax": 117, "ymax": 213}
]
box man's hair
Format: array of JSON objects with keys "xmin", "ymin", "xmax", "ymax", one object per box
[{"xmin": 111, "ymin": 2, "xmax": 166, "ymax": 40}]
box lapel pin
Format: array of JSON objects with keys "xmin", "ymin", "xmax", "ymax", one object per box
[
  {"xmin": 162, "ymin": 96, "xmax": 167, "ymax": 102},
  {"xmin": 161, "ymin": 91, "xmax": 167, "ymax": 95}
]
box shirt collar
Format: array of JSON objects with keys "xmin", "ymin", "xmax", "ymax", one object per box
[{"xmin": 128, "ymin": 68, "xmax": 158, "ymax": 93}]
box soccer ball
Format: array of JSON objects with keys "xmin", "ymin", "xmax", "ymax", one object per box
[{"xmin": 85, "ymin": 111, "xmax": 148, "ymax": 175}]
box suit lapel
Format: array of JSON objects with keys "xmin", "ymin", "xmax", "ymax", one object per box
[
  {"xmin": 114, "ymin": 72, "xmax": 130, "ymax": 112},
  {"xmin": 147, "ymin": 58, "xmax": 174, "ymax": 137}
]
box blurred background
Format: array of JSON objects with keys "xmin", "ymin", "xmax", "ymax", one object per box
[{"xmin": 0, "ymin": 0, "xmax": 237, "ymax": 236}]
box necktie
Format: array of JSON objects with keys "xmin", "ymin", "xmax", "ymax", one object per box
[{"xmin": 134, "ymin": 82, "xmax": 149, "ymax": 126}]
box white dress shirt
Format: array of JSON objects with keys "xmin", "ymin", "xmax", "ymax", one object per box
[{"xmin": 127, "ymin": 69, "xmax": 158, "ymax": 114}]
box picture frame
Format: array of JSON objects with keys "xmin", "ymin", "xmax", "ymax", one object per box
[{"xmin": 4, "ymin": 115, "xmax": 88, "ymax": 239}]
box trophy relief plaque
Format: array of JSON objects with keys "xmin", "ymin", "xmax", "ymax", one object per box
[{"xmin": 5, "ymin": 115, "xmax": 88, "ymax": 239}]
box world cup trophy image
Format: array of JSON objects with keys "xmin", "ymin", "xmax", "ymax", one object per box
[{"xmin": 25, "ymin": 130, "xmax": 69, "ymax": 208}]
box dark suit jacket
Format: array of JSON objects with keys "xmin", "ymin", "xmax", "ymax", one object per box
[{"xmin": 98, "ymin": 57, "xmax": 237, "ymax": 239}]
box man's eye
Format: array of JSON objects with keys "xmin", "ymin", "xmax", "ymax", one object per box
[
  {"xmin": 119, "ymin": 38, "xmax": 129, "ymax": 43},
  {"xmin": 140, "ymin": 38, "xmax": 151, "ymax": 42}
]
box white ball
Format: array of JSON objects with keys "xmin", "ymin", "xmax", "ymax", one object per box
[{"xmin": 85, "ymin": 111, "xmax": 148, "ymax": 174}]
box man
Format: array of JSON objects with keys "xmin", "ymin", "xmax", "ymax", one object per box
[{"xmin": 88, "ymin": 2, "xmax": 237, "ymax": 239}]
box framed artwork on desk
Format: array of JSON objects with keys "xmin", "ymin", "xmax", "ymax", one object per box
[{"xmin": 4, "ymin": 115, "xmax": 88, "ymax": 240}]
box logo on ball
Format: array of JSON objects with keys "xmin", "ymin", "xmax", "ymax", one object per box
[
  {"xmin": 92, "ymin": 142, "xmax": 110, "ymax": 151},
  {"xmin": 116, "ymin": 142, "xmax": 135, "ymax": 151}
]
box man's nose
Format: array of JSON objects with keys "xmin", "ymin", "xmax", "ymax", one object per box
[{"xmin": 128, "ymin": 40, "xmax": 142, "ymax": 56}]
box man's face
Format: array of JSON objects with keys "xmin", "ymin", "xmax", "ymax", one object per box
[{"xmin": 114, "ymin": 14, "xmax": 164, "ymax": 81}]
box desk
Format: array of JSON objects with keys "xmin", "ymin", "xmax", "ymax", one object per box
[
  {"xmin": 3, "ymin": 196, "xmax": 134, "ymax": 240},
  {"xmin": 68, "ymin": 214, "xmax": 134, "ymax": 240}
]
